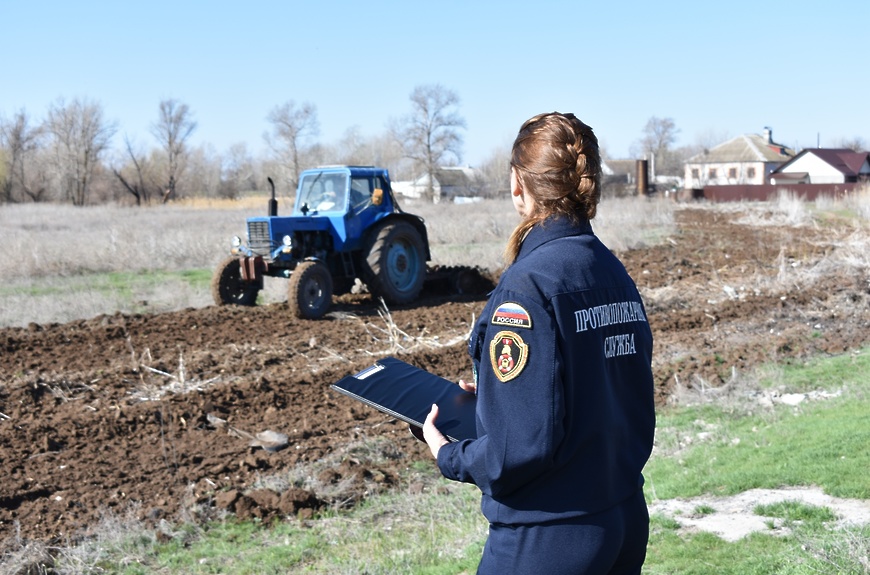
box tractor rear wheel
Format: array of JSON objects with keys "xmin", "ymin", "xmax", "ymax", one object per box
[
  {"xmin": 362, "ymin": 220, "xmax": 426, "ymax": 305},
  {"xmin": 288, "ymin": 261, "xmax": 333, "ymax": 319},
  {"xmin": 211, "ymin": 257, "xmax": 260, "ymax": 306}
]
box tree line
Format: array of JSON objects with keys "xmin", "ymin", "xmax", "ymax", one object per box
[
  {"xmin": 0, "ymin": 84, "xmax": 496, "ymax": 206},
  {"xmin": 1, "ymin": 82, "xmax": 711, "ymax": 207}
]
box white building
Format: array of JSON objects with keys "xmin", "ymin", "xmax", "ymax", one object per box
[
  {"xmin": 684, "ymin": 128, "xmax": 794, "ymax": 189},
  {"xmin": 770, "ymin": 149, "xmax": 870, "ymax": 185},
  {"xmin": 393, "ymin": 166, "xmax": 481, "ymax": 203}
]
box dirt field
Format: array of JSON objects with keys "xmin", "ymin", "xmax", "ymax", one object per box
[{"xmin": 2, "ymin": 205, "xmax": 869, "ymax": 548}]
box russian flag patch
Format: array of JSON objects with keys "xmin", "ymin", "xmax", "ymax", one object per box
[{"xmin": 491, "ymin": 302, "xmax": 532, "ymax": 329}]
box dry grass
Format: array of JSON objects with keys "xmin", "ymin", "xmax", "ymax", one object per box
[
  {"xmin": 0, "ymin": 202, "xmax": 248, "ymax": 277},
  {"xmin": 595, "ymin": 195, "xmax": 676, "ymax": 251},
  {"xmin": 642, "ymin": 189, "xmax": 870, "ymax": 315},
  {"xmin": 0, "ymin": 195, "xmax": 673, "ymax": 328},
  {"xmin": 6, "ymin": 190, "xmax": 868, "ymax": 331},
  {"xmin": 744, "ymin": 194, "xmax": 870, "ymax": 295}
]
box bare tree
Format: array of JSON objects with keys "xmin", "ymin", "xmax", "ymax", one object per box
[
  {"xmin": 151, "ymin": 99, "xmax": 196, "ymax": 202},
  {"xmin": 113, "ymin": 135, "xmax": 158, "ymax": 206},
  {"xmin": 264, "ymin": 100, "xmax": 319, "ymax": 193},
  {"xmin": 220, "ymin": 142, "xmax": 256, "ymax": 199},
  {"xmin": 317, "ymin": 126, "xmax": 410, "ymax": 180},
  {"xmin": 45, "ymin": 97, "xmax": 117, "ymax": 206},
  {"xmin": 184, "ymin": 144, "xmax": 222, "ymax": 199},
  {"xmin": 693, "ymin": 129, "xmax": 731, "ymax": 154},
  {"xmin": 0, "ymin": 109, "xmax": 46, "ymax": 203},
  {"xmin": 634, "ymin": 116, "xmax": 680, "ymax": 177},
  {"xmin": 474, "ymin": 144, "xmax": 511, "ymax": 198},
  {"xmin": 833, "ymin": 136, "xmax": 868, "ymax": 152},
  {"xmin": 396, "ymin": 84, "xmax": 465, "ymax": 201}
]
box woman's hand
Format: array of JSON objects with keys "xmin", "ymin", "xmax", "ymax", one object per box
[
  {"xmin": 458, "ymin": 379, "xmax": 477, "ymax": 394},
  {"xmin": 422, "ymin": 404, "xmax": 450, "ymax": 459}
]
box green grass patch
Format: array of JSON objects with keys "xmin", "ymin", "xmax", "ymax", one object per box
[
  {"xmin": 646, "ymin": 518, "xmax": 797, "ymax": 575},
  {"xmin": 642, "ymin": 348, "xmax": 870, "ymax": 574},
  {"xmin": 72, "ymin": 482, "xmax": 486, "ymax": 574},
  {"xmin": 0, "ymin": 268, "xmax": 212, "ymax": 299},
  {"xmin": 758, "ymin": 350, "xmax": 870, "ymax": 392},
  {"xmin": 133, "ymin": 521, "xmax": 325, "ymax": 574},
  {"xmin": 646, "ymin": 393, "xmax": 870, "ymax": 499},
  {"xmin": 753, "ymin": 500, "xmax": 836, "ymax": 524}
]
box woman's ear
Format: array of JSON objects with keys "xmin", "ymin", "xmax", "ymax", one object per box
[
  {"xmin": 510, "ymin": 167, "xmax": 523, "ymax": 197},
  {"xmin": 510, "ymin": 167, "xmax": 533, "ymax": 217}
]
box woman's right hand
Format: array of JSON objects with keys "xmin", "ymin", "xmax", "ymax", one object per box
[{"xmin": 458, "ymin": 379, "xmax": 477, "ymax": 394}]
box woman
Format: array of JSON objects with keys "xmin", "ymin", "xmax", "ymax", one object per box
[{"xmin": 423, "ymin": 112, "xmax": 656, "ymax": 574}]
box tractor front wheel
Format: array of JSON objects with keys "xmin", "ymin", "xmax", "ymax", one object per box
[
  {"xmin": 288, "ymin": 261, "xmax": 333, "ymax": 319},
  {"xmin": 362, "ymin": 221, "xmax": 426, "ymax": 305},
  {"xmin": 211, "ymin": 257, "xmax": 260, "ymax": 306}
]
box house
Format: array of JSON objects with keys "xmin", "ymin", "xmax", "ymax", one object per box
[
  {"xmin": 393, "ymin": 166, "xmax": 481, "ymax": 203},
  {"xmin": 770, "ymin": 148, "xmax": 870, "ymax": 185},
  {"xmin": 683, "ymin": 128, "xmax": 794, "ymax": 189}
]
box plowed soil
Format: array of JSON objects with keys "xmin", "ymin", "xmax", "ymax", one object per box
[{"xmin": 2, "ymin": 206, "xmax": 869, "ymax": 548}]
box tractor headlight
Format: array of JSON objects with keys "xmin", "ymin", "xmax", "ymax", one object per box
[
  {"xmin": 282, "ymin": 235, "xmax": 293, "ymax": 254},
  {"xmin": 230, "ymin": 235, "xmax": 242, "ymax": 255}
]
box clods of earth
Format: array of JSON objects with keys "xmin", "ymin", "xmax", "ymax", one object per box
[{"xmin": 2, "ymin": 206, "xmax": 869, "ymax": 547}]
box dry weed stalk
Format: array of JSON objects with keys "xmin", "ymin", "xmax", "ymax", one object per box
[
  {"xmin": 33, "ymin": 380, "xmax": 96, "ymax": 404},
  {"xmin": 127, "ymin": 343, "xmax": 221, "ymax": 401},
  {"xmin": 0, "ymin": 537, "xmax": 54, "ymax": 574},
  {"xmin": 352, "ymin": 298, "xmax": 470, "ymax": 355}
]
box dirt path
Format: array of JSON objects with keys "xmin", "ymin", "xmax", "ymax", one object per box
[
  {"xmin": 648, "ymin": 486, "xmax": 870, "ymax": 542},
  {"xmin": 2, "ymin": 206, "xmax": 868, "ymax": 546}
]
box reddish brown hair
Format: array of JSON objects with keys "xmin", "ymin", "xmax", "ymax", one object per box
[{"xmin": 505, "ymin": 112, "xmax": 601, "ymax": 264}]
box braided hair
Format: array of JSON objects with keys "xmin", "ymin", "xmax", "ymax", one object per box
[{"xmin": 505, "ymin": 112, "xmax": 601, "ymax": 264}]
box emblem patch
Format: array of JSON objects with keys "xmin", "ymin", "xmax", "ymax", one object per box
[
  {"xmin": 491, "ymin": 302, "xmax": 532, "ymax": 329},
  {"xmin": 489, "ymin": 330, "xmax": 529, "ymax": 382}
]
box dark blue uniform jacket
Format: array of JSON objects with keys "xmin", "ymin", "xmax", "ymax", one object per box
[{"xmin": 437, "ymin": 215, "xmax": 656, "ymax": 526}]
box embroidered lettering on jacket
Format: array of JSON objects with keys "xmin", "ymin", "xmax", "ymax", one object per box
[
  {"xmin": 491, "ymin": 302, "xmax": 532, "ymax": 329},
  {"xmin": 489, "ymin": 331, "xmax": 529, "ymax": 382},
  {"xmin": 573, "ymin": 300, "xmax": 647, "ymax": 332},
  {"xmin": 574, "ymin": 300, "xmax": 647, "ymax": 359},
  {"xmin": 604, "ymin": 332, "xmax": 636, "ymax": 358}
]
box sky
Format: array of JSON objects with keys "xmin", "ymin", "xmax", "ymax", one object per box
[{"xmin": 3, "ymin": 0, "xmax": 869, "ymax": 167}]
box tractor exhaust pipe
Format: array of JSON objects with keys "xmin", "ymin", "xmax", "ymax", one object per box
[{"xmin": 267, "ymin": 177, "xmax": 278, "ymax": 216}]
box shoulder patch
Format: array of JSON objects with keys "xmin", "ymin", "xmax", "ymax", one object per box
[
  {"xmin": 489, "ymin": 330, "xmax": 529, "ymax": 382},
  {"xmin": 491, "ymin": 302, "xmax": 532, "ymax": 329}
]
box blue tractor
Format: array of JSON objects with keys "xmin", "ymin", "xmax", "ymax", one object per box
[{"xmin": 212, "ymin": 166, "xmax": 432, "ymax": 319}]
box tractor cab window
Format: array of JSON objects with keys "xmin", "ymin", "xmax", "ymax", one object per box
[
  {"xmin": 350, "ymin": 176, "xmax": 374, "ymax": 211},
  {"xmin": 296, "ymin": 173, "xmax": 348, "ymax": 214},
  {"xmin": 350, "ymin": 175, "xmax": 392, "ymax": 211}
]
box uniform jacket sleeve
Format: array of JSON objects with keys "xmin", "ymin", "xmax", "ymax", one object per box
[{"xmin": 437, "ymin": 292, "xmax": 565, "ymax": 499}]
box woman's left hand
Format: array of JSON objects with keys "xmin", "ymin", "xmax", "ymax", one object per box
[{"xmin": 422, "ymin": 404, "xmax": 450, "ymax": 459}]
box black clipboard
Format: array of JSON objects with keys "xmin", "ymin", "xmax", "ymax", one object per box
[{"xmin": 330, "ymin": 357, "xmax": 477, "ymax": 442}]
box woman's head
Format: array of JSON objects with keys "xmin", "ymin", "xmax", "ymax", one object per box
[
  {"xmin": 510, "ymin": 112, "xmax": 601, "ymax": 222},
  {"xmin": 504, "ymin": 112, "xmax": 601, "ymax": 264}
]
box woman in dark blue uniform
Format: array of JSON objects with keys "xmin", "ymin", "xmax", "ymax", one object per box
[{"xmin": 423, "ymin": 112, "xmax": 656, "ymax": 574}]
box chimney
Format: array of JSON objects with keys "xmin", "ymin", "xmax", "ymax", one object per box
[{"xmin": 763, "ymin": 126, "xmax": 772, "ymax": 143}]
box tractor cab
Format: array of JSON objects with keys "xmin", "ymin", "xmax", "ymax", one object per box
[{"xmin": 288, "ymin": 166, "xmax": 401, "ymax": 254}]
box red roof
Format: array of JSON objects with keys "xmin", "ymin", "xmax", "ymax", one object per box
[{"xmin": 804, "ymin": 149, "xmax": 869, "ymax": 177}]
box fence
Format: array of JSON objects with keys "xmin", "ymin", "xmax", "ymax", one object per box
[{"xmin": 682, "ymin": 183, "xmax": 862, "ymax": 202}]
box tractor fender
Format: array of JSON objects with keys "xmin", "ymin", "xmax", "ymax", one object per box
[{"xmin": 291, "ymin": 256, "xmax": 328, "ymax": 272}]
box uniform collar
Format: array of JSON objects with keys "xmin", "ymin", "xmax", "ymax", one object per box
[{"xmin": 516, "ymin": 215, "xmax": 593, "ymax": 261}]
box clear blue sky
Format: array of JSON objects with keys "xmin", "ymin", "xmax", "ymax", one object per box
[{"xmin": 3, "ymin": 0, "xmax": 868, "ymax": 165}]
